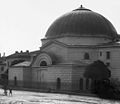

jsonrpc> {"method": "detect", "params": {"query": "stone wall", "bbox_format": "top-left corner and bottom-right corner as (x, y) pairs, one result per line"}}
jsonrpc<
(32, 65), (72, 91)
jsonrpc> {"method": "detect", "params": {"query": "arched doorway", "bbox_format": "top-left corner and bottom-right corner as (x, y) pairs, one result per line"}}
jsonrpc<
(86, 78), (89, 89)
(79, 78), (83, 90)
(84, 53), (90, 60)
(56, 78), (61, 90)
(14, 76), (17, 86)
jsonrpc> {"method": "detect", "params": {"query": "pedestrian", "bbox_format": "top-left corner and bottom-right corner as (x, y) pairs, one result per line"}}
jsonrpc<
(4, 89), (7, 96)
(9, 88), (12, 96)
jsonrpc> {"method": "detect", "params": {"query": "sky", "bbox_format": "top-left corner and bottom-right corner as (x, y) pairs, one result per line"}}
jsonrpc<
(0, 0), (120, 56)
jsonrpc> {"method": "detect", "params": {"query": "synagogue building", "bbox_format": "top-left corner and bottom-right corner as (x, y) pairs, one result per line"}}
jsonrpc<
(1, 6), (120, 92)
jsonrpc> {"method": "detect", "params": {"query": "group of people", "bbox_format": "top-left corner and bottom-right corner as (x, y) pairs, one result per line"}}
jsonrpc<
(3, 87), (12, 96)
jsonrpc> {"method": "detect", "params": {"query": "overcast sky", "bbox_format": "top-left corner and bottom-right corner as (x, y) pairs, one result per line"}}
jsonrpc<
(0, 0), (120, 56)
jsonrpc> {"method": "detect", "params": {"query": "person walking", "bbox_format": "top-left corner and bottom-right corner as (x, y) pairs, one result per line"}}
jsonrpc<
(3, 85), (7, 96)
(9, 88), (12, 96)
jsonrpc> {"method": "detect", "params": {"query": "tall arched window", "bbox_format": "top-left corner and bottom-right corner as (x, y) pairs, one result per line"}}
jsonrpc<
(84, 53), (89, 60)
(40, 61), (47, 66)
(86, 78), (89, 89)
(79, 78), (83, 90)
(1, 66), (4, 71)
(56, 78), (61, 90)
(14, 76), (17, 86)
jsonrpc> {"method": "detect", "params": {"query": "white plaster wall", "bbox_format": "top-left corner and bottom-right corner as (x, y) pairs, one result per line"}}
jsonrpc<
(32, 68), (39, 82)
(41, 43), (99, 64)
(42, 43), (68, 63)
(32, 66), (71, 83)
(23, 68), (31, 82)
(72, 66), (87, 90)
(32, 66), (72, 90)
(9, 67), (23, 81)
(45, 66), (72, 83)
(67, 48), (98, 64)
(98, 48), (120, 68)
(38, 36), (120, 84)
(32, 66), (72, 82)
(98, 47), (120, 80)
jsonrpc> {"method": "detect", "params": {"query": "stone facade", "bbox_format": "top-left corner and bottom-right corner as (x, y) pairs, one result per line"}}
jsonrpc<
(5, 6), (120, 93)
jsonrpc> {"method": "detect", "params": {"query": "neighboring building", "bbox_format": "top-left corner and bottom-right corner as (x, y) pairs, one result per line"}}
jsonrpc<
(7, 6), (120, 92)
(7, 50), (39, 87)
(9, 61), (32, 87)
(6, 50), (31, 66)
(0, 54), (8, 86)
(0, 55), (7, 76)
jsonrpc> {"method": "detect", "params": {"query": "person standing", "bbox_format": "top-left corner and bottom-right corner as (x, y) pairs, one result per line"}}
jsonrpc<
(4, 89), (7, 96)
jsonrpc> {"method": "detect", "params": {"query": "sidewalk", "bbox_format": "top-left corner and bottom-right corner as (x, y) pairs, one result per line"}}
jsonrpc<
(9, 86), (97, 98)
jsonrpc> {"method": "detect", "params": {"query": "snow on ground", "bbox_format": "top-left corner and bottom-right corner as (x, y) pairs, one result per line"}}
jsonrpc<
(0, 89), (119, 104)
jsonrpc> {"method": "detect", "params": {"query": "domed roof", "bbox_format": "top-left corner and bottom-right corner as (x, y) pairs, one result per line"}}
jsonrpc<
(45, 5), (118, 40)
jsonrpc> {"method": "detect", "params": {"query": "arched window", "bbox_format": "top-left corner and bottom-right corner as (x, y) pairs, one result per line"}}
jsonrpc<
(100, 51), (102, 56)
(14, 76), (17, 86)
(106, 51), (110, 59)
(79, 78), (83, 90)
(1, 66), (4, 71)
(86, 78), (89, 89)
(56, 78), (61, 90)
(106, 62), (110, 66)
(84, 53), (89, 60)
(40, 61), (47, 66)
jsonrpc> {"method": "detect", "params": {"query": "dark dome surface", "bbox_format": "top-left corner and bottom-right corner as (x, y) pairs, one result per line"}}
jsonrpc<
(45, 6), (118, 39)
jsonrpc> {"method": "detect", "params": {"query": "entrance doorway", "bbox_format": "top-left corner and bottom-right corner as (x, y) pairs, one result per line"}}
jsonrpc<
(79, 78), (83, 90)
(14, 76), (17, 86)
(56, 78), (61, 90)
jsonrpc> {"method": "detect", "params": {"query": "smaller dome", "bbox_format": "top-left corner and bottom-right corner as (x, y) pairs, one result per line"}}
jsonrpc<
(45, 6), (118, 40)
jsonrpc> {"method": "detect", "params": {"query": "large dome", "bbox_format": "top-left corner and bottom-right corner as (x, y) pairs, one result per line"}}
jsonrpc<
(45, 6), (118, 40)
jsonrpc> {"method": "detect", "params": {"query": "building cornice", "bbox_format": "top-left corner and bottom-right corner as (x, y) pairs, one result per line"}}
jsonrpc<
(40, 40), (120, 50)
(42, 34), (118, 41)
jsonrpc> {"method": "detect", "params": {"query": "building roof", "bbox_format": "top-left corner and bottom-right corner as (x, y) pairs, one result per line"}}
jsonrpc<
(6, 50), (40, 59)
(45, 5), (118, 40)
(13, 61), (31, 67)
(7, 51), (31, 59)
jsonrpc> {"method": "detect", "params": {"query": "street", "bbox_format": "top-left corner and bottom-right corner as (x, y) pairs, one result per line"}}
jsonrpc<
(0, 89), (119, 104)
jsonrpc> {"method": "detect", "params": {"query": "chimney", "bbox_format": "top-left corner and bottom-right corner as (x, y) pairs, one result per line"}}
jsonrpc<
(15, 51), (19, 54)
(26, 50), (29, 53)
(3, 52), (5, 57)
